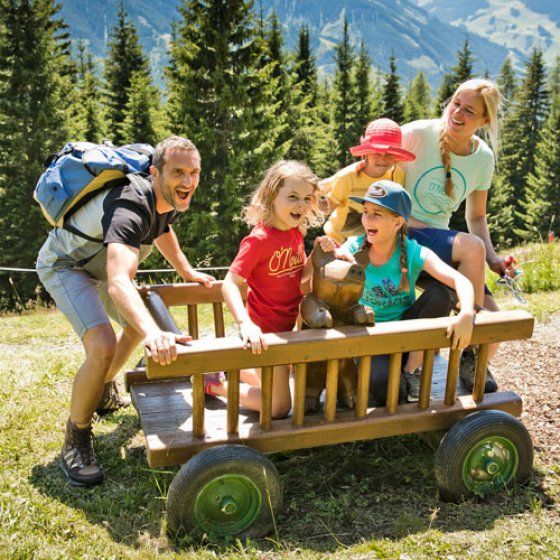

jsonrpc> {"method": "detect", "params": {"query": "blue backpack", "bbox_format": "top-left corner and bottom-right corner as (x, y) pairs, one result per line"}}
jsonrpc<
(34, 141), (154, 228)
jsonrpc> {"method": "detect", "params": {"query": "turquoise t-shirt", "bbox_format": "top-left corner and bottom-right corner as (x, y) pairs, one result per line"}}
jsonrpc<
(343, 236), (428, 322)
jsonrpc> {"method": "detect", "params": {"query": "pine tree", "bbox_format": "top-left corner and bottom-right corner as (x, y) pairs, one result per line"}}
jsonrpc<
(295, 24), (317, 105)
(166, 0), (282, 267)
(381, 53), (404, 123)
(265, 9), (284, 81)
(435, 39), (475, 113)
(519, 92), (560, 241)
(119, 71), (165, 145)
(332, 18), (356, 167)
(492, 49), (549, 244)
(548, 56), (560, 99)
(0, 0), (73, 309)
(314, 77), (339, 177)
(69, 41), (106, 142)
(403, 70), (433, 122)
(350, 40), (375, 140)
(498, 56), (517, 109)
(103, 2), (149, 145)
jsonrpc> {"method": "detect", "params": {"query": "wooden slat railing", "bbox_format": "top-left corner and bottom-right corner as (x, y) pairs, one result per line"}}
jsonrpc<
(144, 299), (534, 431)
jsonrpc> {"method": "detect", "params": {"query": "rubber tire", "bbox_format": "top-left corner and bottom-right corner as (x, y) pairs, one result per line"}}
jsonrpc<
(435, 410), (533, 502)
(167, 445), (282, 540)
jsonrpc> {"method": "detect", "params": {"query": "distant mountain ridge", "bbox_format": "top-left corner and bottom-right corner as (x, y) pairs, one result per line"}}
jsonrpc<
(57, 0), (558, 88)
(410, 0), (560, 68)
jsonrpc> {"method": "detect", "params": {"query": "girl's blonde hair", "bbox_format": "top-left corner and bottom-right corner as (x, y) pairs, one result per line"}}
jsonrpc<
(439, 78), (503, 197)
(243, 160), (321, 233)
(359, 219), (410, 293)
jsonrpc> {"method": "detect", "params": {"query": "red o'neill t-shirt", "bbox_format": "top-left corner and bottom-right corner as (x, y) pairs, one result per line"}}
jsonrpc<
(229, 223), (306, 333)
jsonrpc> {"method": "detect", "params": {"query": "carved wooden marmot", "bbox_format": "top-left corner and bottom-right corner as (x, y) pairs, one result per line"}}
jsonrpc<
(300, 245), (374, 412)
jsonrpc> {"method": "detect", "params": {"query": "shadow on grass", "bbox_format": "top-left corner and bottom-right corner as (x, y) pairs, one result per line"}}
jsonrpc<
(28, 425), (552, 554)
(269, 435), (553, 552)
(28, 411), (178, 548)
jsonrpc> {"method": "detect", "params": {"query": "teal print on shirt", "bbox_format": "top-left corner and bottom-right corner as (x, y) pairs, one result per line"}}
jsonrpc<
(413, 166), (467, 215)
(362, 277), (413, 309)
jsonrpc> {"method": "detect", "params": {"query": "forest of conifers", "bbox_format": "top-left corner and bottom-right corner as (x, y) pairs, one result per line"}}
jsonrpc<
(0, 0), (558, 310)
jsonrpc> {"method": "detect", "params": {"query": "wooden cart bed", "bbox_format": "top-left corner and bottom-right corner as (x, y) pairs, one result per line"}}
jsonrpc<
(126, 283), (534, 468)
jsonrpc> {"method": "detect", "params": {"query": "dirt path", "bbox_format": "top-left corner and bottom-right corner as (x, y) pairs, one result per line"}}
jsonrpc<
(491, 314), (560, 466)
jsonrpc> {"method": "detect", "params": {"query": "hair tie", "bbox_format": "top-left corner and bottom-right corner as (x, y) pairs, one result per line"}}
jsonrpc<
(446, 172), (452, 179)
(401, 267), (408, 274)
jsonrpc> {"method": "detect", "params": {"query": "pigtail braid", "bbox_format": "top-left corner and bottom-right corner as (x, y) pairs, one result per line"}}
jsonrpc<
(359, 236), (370, 252)
(439, 125), (454, 197)
(398, 226), (410, 293)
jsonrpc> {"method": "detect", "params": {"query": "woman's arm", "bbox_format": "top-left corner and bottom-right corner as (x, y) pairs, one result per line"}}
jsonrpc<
(465, 190), (507, 277)
(422, 251), (475, 350)
(222, 271), (267, 354)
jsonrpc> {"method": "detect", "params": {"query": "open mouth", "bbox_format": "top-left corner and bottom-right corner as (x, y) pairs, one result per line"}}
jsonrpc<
(176, 187), (193, 202)
(290, 212), (302, 221)
(366, 228), (378, 237)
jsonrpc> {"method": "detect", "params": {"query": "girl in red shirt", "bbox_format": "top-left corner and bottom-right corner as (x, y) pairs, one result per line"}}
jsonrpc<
(209, 160), (334, 417)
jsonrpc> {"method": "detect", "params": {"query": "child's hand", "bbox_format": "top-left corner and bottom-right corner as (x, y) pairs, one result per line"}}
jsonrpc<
(238, 319), (268, 355)
(314, 235), (338, 253)
(446, 312), (474, 350)
(333, 249), (355, 263)
(318, 195), (330, 214)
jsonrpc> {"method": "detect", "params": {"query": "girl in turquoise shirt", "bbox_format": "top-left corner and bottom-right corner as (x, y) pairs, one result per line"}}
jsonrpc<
(338, 180), (475, 404)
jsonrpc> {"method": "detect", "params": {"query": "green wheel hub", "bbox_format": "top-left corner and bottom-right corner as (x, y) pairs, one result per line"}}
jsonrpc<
(462, 436), (519, 495)
(194, 474), (262, 535)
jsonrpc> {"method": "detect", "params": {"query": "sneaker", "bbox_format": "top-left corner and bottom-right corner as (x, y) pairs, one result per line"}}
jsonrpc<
(95, 381), (130, 417)
(459, 349), (498, 393)
(404, 367), (422, 402)
(204, 372), (225, 396)
(60, 419), (104, 486)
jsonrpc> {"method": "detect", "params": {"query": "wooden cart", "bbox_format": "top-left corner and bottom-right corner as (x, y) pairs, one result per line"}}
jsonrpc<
(126, 282), (535, 540)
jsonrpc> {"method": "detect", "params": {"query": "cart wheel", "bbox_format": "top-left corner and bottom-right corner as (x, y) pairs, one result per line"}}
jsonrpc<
(167, 445), (283, 540)
(435, 410), (533, 501)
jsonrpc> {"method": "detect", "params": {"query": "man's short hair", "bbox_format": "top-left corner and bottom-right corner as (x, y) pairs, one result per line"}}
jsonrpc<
(153, 136), (198, 172)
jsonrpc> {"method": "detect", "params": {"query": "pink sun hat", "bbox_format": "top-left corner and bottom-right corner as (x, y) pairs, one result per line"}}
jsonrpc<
(349, 118), (416, 162)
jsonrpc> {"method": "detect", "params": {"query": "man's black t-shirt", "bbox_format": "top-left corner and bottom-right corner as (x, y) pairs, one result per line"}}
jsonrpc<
(102, 177), (178, 248)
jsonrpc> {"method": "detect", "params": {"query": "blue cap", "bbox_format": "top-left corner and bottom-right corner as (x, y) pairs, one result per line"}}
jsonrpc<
(349, 180), (412, 221)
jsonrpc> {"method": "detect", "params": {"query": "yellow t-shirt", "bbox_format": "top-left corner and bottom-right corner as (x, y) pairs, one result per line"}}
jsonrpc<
(320, 162), (405, 243)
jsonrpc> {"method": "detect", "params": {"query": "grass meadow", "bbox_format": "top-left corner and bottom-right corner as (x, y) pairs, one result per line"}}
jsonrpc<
(0, 242), (559, 559)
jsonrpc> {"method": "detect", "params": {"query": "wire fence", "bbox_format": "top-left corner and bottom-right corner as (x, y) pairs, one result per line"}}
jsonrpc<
(0, 266), (229, 275)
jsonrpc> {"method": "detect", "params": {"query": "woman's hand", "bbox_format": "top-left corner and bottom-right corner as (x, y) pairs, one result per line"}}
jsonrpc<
(487, 254), (509, 277)
(238, 319), (267, 354)
(446, 312), (474, 350)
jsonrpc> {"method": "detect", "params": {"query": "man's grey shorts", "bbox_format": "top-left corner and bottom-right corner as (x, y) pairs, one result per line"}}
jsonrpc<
(36, 230), (126, 340)
(36, 262), (125, 339)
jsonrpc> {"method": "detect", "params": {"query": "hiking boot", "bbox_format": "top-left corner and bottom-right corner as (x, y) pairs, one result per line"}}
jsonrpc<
(60, 419), (104, 487)
(404, 367), (423, 402)
(459, 348), (498, 393)
(95, 381), (130, 417)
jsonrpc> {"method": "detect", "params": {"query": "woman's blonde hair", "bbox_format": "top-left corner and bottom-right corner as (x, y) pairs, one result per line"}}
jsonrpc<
(243, 160), (321, 233)
(439, 78), (503, 197)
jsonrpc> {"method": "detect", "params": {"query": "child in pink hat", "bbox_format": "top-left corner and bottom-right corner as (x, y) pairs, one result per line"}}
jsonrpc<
(320, 118), (415, 243)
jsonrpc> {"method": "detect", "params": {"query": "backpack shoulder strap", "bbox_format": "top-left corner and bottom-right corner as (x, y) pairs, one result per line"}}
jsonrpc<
(126, 173), (156, 232)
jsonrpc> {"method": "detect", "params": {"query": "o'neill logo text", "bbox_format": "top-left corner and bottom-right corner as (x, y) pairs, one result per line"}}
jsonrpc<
(269, 246), (304, 276)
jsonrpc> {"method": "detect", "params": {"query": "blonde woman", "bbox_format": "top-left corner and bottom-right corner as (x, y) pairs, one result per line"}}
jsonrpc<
(400, 78), (510, 392)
